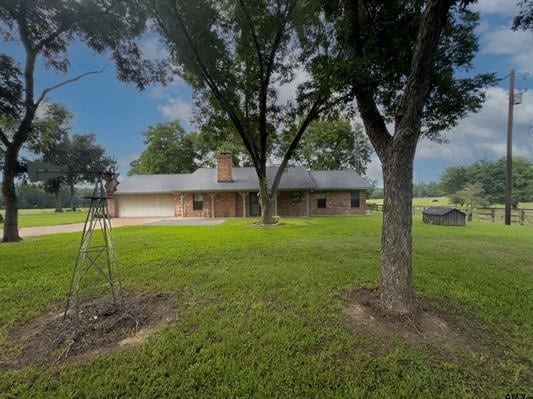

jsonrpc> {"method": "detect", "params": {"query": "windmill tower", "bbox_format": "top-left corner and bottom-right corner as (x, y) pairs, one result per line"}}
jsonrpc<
(28, 162), (122, 321)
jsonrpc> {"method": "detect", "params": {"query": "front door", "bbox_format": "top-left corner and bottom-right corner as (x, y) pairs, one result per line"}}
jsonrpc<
(249, 192), (261, 216)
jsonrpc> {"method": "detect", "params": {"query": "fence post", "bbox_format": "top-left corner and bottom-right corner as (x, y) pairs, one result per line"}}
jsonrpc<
(520, 209), (525, 225)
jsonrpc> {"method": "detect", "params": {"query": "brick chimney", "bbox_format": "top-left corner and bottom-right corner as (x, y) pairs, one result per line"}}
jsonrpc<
(217, 153), (233, 182)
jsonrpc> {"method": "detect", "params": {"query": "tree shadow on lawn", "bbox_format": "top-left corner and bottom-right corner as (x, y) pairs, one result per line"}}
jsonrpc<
(0, 292), (178, 369)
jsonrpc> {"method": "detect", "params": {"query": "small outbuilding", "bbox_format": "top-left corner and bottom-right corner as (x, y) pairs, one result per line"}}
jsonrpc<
(422, 207), (466, 226)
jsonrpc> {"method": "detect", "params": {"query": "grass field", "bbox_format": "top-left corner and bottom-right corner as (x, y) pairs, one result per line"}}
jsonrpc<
(0, 215), (532, 397)
(367, 196), (533, 209)
(0, 208), (87, 228)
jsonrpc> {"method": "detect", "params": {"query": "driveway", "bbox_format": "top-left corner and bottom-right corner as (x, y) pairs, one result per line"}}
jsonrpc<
(19, 217), (226, 238)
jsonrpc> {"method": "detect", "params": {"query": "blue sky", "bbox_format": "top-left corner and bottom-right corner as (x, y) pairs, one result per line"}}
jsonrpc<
(1, 0), (532, 186)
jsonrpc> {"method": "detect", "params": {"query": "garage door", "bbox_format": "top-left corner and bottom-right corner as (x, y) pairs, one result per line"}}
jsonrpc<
(117, 194), (174, 217)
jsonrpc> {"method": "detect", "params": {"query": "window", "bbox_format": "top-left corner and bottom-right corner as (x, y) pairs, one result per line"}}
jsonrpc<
(193, 193), (203, 210)
(291, 191), (302, 203)
(351, 191), (360, 208)
(317, 191), (326, 208)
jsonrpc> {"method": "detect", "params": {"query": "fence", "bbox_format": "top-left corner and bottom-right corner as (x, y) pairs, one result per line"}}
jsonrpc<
(367, 203), (533, 225)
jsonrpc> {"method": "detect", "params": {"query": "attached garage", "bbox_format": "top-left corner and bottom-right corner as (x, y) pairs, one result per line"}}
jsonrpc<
(117, 194), (174, 217)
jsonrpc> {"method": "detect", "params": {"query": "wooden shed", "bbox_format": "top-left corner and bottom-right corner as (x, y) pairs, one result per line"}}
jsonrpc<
(422, 207), (466, 226)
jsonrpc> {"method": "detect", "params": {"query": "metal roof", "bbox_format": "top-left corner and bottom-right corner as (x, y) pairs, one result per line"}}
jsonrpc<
(422, 207), (466, 216)
(115, 167), (372, 194)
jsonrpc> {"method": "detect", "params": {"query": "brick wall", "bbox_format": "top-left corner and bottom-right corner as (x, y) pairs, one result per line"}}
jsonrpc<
(277, 191), (307, 216)
(214, 192), (237, 218)
(172, 190), (365, 218)
(309, 190), (366, 216)
(175, 193), (214, 217)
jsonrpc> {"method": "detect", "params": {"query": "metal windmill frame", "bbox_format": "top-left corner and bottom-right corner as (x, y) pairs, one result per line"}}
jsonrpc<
(27, 162), (122, 320)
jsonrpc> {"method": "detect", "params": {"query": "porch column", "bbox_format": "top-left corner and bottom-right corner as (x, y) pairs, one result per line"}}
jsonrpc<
(181, 193), (185, 217)
(306, 191), (310, 217)
(239, 192), (248, 218)
(208, 193), (217, 218)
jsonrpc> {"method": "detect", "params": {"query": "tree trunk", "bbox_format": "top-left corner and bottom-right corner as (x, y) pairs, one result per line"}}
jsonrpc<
(70, 181), (76, 211)
(54, 190), (63, 213)
(379, 146), (416, 314)
(259, 176), (274, 225)
(2, 146), (21, 242)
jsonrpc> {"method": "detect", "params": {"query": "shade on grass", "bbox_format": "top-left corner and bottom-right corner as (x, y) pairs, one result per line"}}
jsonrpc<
(0, 215), (531, 398)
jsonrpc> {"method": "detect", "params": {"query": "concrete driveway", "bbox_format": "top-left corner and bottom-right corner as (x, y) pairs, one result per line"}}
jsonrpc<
(19, 217), (226, 238)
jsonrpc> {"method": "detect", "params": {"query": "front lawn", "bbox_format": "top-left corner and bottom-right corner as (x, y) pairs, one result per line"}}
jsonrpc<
(0, 215), (531, 398)
(0, 208), (87, 228)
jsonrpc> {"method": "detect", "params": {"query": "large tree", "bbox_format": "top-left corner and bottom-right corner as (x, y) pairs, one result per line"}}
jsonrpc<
(145, 0), (337, 224)
(129, 121), (199, 175)
(64, 134), (116, 211)
(280, 119), (372, 174)
(319, 0), (496, 313)
(0, 0), (163, 242)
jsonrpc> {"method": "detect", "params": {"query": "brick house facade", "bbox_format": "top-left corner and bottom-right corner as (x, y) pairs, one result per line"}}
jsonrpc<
(110, 154), (370, 218)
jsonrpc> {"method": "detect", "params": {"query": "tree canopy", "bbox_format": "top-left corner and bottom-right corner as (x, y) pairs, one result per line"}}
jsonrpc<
(307, 0), (497, 314)
(513, 0), (533, 31)
(143, 0), (338, 224)
(279, 119), (372, 174)
(129, 121), (199, 175)
(0, 0), (166, 241)
(441, 158), (533, 207)
(28, 103), (116, 211)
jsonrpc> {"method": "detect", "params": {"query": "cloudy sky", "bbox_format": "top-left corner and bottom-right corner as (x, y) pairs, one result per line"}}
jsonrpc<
(2, 0), (533, 186)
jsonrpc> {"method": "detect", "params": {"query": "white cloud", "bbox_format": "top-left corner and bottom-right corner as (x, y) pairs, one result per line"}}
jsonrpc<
(139, 35), (169, 61)
(481, 26), (533, 73)
(34, 101), (52, 120)
(276, 68), (310, 105)
(416, 87), (533, 165)
(158, 97), (194, 125)
(365, 154), (383, 186)
(471, 0), (519, 16)
(116, 153), (140, 175)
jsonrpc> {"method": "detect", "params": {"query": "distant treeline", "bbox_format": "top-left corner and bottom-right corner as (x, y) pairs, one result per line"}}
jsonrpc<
(0, 183), (94, 210)
(369, 157), (533, 206)
(369, 181), (443, 199)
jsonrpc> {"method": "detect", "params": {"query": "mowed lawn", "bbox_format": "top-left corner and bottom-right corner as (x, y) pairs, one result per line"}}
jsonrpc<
(0, 215), (531, 398)
(0, 208), (87, 228)
(367, 196), (533, 209)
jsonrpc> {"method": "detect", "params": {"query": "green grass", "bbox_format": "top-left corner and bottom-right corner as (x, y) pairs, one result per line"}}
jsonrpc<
(0, 208), (87, 228)
(368, 196), (533, 209)
(0, 216), (532, 398)
(368, 196), (452, 207)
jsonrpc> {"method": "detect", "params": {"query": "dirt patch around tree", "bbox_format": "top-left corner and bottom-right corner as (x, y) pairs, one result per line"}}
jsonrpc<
(346, 288), (484, 353)
(0, 292), (177, 369)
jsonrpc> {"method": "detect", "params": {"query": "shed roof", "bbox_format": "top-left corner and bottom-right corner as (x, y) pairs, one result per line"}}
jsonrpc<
(422, 207), (466, 216)
(115, 167), (371, 194)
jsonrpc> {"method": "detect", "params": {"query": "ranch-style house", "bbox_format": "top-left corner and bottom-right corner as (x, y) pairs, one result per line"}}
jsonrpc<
(108, 154), (371, 218)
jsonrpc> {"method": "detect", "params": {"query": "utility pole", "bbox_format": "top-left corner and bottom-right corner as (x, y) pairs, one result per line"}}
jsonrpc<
(505, 69), (515, 226)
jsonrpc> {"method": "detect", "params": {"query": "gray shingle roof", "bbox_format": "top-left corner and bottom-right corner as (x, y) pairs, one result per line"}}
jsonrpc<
(310, 170), (370, 190)
(115, 167), (371, 194)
